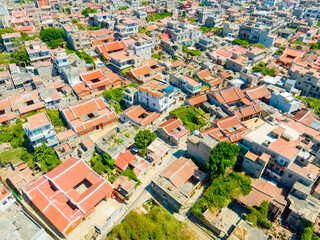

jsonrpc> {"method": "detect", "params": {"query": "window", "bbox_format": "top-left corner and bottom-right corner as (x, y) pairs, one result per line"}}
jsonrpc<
(288, 174), (292, 178)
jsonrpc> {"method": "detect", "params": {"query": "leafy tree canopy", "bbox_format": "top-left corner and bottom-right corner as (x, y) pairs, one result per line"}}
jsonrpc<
(10, 48), (30, 65)
(134, 130), (157, 150)
(192, 172), (251, 218)
(90, 152), (115, 174)
(33, 143), (62, 172)
(252, 62), (276, 76)
(40, 27), (65, 49)
(81, 8), (97, 17)
(206, 141), (240, 177)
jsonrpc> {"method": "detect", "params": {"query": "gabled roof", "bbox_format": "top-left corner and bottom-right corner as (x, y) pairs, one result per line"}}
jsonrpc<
(158, 118), (190, 140)
(293, 110), (320, 130)
(120, 105), (160, 127)
(161, 157), (198, 188)
(186, 94), (208, 106)
(24, 157), (114, 234)
(80, 69), (111, 90)
(27, 112), (51, 130)
(244, 85), (271, 100)
(115, 151), (136, 170)
(60, 97), (116, 133)
(209, 87), (245, 104)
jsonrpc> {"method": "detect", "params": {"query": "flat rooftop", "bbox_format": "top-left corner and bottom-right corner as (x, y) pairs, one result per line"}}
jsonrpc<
(245, 122), (300, 145)
(0, 203), (48, 240)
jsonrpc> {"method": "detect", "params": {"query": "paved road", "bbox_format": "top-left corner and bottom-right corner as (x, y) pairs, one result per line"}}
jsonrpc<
(98, 147), (185, 239)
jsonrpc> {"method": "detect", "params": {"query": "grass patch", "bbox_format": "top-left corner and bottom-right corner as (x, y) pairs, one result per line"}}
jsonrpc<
(170, 106), (207, 132)
(252, 62), (276, 76)
(183, 45), (201, 56)
(102, 83), (137, 113)
(252, 43), (266, 49)
(246, 201), (272, 229)
(275, 45), (285, 55)
(192, 172), (251, 218)
(0, 147), (28, 164)
(233, 38), (251, 47)
(108, 205), (196, 240)
(293, 40), (306, 45)
(146, 10), (172, 22)
(296, 96), (320, 117)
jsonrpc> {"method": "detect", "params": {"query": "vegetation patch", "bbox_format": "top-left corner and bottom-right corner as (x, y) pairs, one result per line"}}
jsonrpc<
(90, 152), (115, 175)
(134, 129), (157, 157)
(252, 43), (266, 49)
(46, 110), (65, 127)
(192, 171), (252, 218)
(146, 10), (172, 22)
(31, 143), (62, 172)
(200, 26), (213, 33)
(192, 142), (251, 218)
(182, 45), (202, 56)
(102, 83), (137, 113)
(0, 119), (27, 149)
(170, 106), (207, 132)
(252, 62), (276, 76)
(296, 96), (320, 117)
(108, 205), (196, 240)
(10, 48), (30, 65)
(206, 142), (240, 178)
(232, 38), (251, 47)
(81, 8), (97, 17)
(0, 147), (28, 164)
(275, 45), (285, 55)
(246, 201), (272, 229)
(40, 27), (65, 49)
(75, 50), (95, 67)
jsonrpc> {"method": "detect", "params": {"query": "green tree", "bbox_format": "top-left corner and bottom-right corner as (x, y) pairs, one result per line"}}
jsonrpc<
(206, 142), (240, 177)
(40, 27), (65, 49)
(90, 152), (115, 174)
(10, 48), (30, 65)
(232, 38), (250, 47)
(142, 1), (148, 5)
(182, 11), (186, 17)
(33, 143), (62, 172)
(100, 53), (106, 62)
(118, 6), (128, 10)
(72, 18), (79, 24)
(76, 51), (95, 67)
(252, 62), (276, 76)
(134, 130), (157, 150)
(246, 201), (272, 229)
(182, 45), (201, 56)
(81, 8), (97, 17)
(46, 110), (64, 127)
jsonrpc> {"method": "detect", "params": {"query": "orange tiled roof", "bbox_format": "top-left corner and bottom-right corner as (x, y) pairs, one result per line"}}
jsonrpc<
(24, 157), (114, 234)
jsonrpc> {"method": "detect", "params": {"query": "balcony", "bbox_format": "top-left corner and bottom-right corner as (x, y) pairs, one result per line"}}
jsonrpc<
(29, 128), (56, 142)
(123, 96), (132, 102)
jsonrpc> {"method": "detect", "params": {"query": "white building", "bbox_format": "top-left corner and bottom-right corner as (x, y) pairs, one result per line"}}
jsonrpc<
(265, 0), (278, 7)
(269, 91), (301, 114)
(26, 41), (51, 64)
(137, 79), (177, 113)
(305, 8), (320, 20)
(0, 185), (15, 212)
(1, 32), (21, 53)
(115, 19), (138, 39)
(50, 48), (71, 73)
(23, 112), (59, 149)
